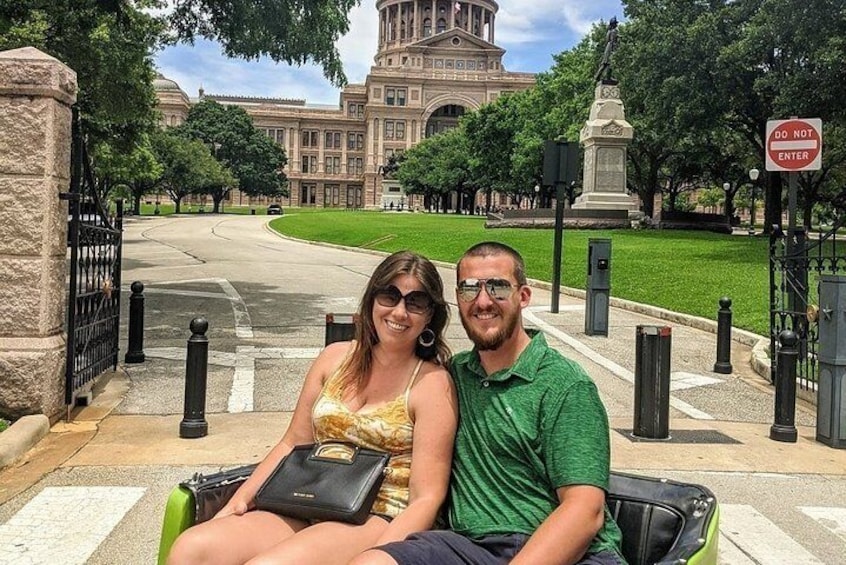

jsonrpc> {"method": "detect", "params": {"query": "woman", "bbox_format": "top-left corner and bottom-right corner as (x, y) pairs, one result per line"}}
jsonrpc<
(168, 251), (457, 565)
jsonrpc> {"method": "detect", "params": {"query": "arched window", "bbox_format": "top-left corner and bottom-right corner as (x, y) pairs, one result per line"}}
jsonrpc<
(436, 18), (446, 33)
(423, 18), (432, 37)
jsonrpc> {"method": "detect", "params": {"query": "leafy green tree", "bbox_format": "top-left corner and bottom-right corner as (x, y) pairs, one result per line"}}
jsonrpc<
(0, 1), (163, 148)
(178, 99), (288, 198)
(154, 130), (219, 213)
(396, 137), (448, 212)
(93, 135), (163, 214)
(165, 0), (361, 86)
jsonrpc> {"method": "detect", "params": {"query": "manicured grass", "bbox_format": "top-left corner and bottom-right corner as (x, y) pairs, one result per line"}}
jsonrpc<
(270, 210), (772, 336)
(0, 419), (8, 433)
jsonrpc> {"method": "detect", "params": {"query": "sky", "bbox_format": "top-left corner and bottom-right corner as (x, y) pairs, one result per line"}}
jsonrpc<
(154, 0), (625, 105)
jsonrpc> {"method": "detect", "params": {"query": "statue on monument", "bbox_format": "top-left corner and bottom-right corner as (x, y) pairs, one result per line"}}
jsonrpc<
(594, 17), (619, 84)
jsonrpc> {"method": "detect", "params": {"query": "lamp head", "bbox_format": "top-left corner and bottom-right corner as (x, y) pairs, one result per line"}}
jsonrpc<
(723, 182), (731, 192)
(749, 168), (760, 181)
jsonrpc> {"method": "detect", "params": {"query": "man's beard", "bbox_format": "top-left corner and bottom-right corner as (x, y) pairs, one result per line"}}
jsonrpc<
(460, 305), (520, 351)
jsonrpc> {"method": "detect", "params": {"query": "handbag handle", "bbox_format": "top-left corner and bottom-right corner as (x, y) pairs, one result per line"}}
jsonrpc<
(310, 442), (359, 464)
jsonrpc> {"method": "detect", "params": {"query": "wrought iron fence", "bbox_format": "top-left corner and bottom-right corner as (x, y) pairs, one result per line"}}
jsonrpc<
(63, 108), (124, 405)
(770, 211), (846, 390)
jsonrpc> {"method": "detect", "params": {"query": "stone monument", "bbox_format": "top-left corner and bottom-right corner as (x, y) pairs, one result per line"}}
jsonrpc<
(572, 18), (637, 214)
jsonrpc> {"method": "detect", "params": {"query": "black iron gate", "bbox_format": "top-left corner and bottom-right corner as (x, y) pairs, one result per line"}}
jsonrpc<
(770, 206), (846, 390)
(62, 108), (124, 405)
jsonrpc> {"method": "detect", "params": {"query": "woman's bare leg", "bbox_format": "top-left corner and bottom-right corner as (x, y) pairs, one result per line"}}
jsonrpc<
(167, 510), (308, 565)
(245, 515), (391, 565)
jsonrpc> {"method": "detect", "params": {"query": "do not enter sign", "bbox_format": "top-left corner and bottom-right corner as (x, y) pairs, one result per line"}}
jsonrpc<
(766, 118), (822, 172)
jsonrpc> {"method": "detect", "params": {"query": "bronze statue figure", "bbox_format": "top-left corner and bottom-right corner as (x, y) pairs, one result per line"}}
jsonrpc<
(594, 17), (619, 83)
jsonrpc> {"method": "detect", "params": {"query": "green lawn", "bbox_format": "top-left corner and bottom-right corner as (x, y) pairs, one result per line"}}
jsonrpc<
(0, 419), (8, 433)
(270, 210), (772, 336)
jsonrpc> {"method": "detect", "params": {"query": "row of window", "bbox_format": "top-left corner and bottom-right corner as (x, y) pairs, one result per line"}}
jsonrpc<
(432, 59), (495, 70)
(262, 128), (286, 145)
(301, 156), (364, 175)
(299, 183), (363, 208)
(301, 130), (366, 150)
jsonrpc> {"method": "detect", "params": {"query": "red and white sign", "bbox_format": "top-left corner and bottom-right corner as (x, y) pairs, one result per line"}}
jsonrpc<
(766, 118), (822, 172)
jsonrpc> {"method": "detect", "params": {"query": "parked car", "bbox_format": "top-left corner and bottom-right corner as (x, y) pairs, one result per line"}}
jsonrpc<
(267, 204), (284, 215)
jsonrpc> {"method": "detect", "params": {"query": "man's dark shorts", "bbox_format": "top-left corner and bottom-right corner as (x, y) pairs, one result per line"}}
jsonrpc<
(377, 530), (624, 565)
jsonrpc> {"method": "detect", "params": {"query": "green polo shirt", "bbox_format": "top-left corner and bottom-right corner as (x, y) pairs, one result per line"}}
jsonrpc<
(448, 331), (624, 558)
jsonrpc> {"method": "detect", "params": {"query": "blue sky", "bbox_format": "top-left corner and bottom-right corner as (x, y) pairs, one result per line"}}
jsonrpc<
(154, 0), (625, 104)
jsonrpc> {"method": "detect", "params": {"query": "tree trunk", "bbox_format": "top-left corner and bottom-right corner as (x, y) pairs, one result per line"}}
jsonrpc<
(764, 172), (784, 234)
(174, 197), (182, 214)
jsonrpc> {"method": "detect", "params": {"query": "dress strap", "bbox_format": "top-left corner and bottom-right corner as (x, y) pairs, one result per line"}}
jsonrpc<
(405, 359), (424, 394)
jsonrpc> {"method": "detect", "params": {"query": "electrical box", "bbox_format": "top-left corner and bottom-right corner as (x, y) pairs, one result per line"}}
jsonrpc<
(585, 238), (611, 336)
(817, 275), (846, 449)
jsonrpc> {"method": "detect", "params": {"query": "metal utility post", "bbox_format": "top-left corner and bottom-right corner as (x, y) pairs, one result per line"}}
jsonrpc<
(542, 140), (580, 313)
(816, 275), (846, 449)
(585, 238), (612, 336)
(713, 297), (733, 374)
(633, 325), (672, 440)
(180, 318), (210, 438)
(770, 330), (798, 443)
(124, 281), (146, 363)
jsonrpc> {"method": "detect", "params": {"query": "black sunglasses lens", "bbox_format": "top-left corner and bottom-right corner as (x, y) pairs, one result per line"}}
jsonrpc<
(405, 291), (433, 313)
(375, 286), (402, 307)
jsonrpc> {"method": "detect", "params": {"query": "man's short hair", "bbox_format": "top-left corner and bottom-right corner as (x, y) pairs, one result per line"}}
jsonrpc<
(458, 242), (527, 286)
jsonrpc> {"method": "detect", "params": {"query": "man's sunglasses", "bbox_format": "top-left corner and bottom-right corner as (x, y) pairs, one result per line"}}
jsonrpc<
(457, 278), (517, 302)
(374, 285), (433, 314)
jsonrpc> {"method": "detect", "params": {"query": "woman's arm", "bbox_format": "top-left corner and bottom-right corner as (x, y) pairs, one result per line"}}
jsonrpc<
(213, 341), (351, 518)
(374, 365), (458, 543)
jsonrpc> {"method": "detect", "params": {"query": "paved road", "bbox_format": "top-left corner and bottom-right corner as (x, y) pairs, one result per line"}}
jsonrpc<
(1, 214), (846, 564)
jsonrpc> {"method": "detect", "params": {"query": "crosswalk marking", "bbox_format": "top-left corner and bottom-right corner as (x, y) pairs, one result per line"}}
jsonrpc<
(720, 504), (826, 564)
(799, 506), (846, 543)
(0, 487), (145, 565)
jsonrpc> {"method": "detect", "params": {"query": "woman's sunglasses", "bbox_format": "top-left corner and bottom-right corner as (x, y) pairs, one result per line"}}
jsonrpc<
(374, 285), (433, 314)
(457, 278), (516, 302)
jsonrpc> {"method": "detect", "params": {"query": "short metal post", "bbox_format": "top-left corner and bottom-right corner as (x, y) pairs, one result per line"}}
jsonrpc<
(180, 318), (209, 438)
(713, 297), (732, 374)
(633, 325), (672, 440)
(770, 330), (798, 443)
(124, 281), (146, 363)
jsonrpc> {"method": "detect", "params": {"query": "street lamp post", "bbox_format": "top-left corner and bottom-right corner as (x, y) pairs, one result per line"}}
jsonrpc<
(722, 182), (731, 224)
(534, 183), (540, 209)
(748, 168), (760, 235)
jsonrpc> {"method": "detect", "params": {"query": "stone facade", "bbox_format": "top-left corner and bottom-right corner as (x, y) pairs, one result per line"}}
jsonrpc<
(155, 0), (535, 210)
(0, 47), (77, 420)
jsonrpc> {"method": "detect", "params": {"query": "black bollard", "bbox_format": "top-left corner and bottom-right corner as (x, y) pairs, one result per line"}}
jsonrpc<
(770, 330), (798, 443)
(180, 318), (209, 438)
(124, 281), (146, 363)
(633, 325), (672, 440)
(713, 296), (733, 374)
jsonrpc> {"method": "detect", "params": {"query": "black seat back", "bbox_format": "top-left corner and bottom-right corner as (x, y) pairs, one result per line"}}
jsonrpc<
(607, 472), (717, 565)
(325, 313), (358, 346)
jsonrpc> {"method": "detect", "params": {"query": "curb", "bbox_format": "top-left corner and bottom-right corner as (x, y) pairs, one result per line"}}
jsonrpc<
(0, 414), (50, 471)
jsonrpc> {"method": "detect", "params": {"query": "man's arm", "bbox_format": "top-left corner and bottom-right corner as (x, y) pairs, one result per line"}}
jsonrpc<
(510, 484), (606, 565)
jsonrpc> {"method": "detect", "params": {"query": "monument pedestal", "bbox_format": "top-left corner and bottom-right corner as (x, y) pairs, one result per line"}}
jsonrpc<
(573, 82), (637, 214)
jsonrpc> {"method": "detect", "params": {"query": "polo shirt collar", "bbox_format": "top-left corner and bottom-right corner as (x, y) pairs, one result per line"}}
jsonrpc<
(460, 330), (547, 382)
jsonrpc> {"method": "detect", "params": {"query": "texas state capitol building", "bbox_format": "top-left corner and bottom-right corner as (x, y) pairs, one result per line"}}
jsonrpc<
(155, 0), (535, 210)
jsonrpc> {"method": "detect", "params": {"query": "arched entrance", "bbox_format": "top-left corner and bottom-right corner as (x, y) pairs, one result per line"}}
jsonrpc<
(425, 104), (466, 137)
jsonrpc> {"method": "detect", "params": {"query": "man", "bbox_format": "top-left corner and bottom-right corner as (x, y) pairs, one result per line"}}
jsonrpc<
(354, 242), (625, 564)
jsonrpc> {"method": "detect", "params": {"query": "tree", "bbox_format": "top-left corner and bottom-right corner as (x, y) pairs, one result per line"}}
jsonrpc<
(0, 1), (163, 149)
(178, 99), (288, 198)
(93, 135), (163, 214)
(165, 0), (361, 86)
(154, 130), (219, 213)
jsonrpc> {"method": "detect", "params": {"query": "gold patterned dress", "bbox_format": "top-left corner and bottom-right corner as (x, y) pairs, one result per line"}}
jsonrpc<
(311, 358), (423, 519)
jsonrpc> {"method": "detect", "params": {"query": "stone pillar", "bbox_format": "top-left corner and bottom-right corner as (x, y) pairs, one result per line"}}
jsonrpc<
(0, 47), (77, 420)
(573, 82), (637, 213)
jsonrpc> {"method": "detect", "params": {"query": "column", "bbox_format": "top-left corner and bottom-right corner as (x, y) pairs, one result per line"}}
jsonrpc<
(0, 47), (77, 420)
(450, 1), (456, 29)
(490, 12), (495, 43)
(432, 0), (437, 34)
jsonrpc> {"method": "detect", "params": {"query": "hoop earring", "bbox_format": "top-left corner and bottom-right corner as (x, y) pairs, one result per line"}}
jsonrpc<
(418, 327), (436, 348)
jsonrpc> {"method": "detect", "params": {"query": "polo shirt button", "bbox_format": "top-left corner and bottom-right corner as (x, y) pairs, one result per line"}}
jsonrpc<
(482, 380), (490, 388)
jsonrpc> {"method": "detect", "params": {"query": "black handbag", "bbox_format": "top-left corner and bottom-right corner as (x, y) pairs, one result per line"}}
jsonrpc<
(254, 442), (390, 525)
(180, 463), (258, 524)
